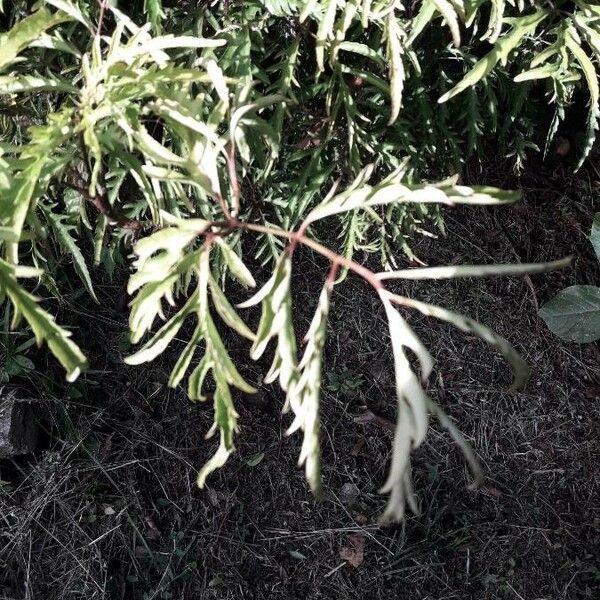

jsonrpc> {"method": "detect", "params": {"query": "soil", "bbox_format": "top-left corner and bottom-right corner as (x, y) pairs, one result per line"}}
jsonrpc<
(1, 157), (599, 600)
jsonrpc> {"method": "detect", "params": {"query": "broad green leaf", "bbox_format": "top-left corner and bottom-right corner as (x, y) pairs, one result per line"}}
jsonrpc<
(539, 285), (600, 343)
(590, 213), (600, 262)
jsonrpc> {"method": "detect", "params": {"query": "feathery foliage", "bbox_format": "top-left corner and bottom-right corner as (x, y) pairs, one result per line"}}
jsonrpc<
(0, 0), (588, 521)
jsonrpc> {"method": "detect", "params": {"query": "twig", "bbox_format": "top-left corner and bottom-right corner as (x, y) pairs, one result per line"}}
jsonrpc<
(96, 0), (109, 38)
(64, 179), (144, 235)
(66, 139), (145, 235)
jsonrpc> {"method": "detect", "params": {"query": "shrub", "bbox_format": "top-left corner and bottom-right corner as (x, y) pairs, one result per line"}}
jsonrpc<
(0, 0), (592, 520)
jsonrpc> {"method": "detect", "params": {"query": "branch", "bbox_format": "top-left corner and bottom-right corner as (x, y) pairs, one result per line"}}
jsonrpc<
(64, 174), (144, 236)
(235, 220), (384, 290)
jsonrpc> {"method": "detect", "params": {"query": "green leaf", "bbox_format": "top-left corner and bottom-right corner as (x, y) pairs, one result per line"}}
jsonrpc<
(337, 42), (385, 68)
(209, 275), (255, 340)
(44, 209), (98, 303)
(0, 74), (77, 94)
(386, 12), (405, 125)
(125, 291), (199, 365)
(539, 285), (600, 343)
(315, 0), (338, 73)
(206, 314), (256, 394)
(0, 259), (87, 381)
(378, 293), (431, 522)
(590, 213), (600, 262)
(438, 9), (549, 103)
(565, 26), (600, 170)
(244, 451), (265, 467)
(407, 0), (437, 46)
(188, 355), (213, 401)
(214, 238), (256, 288)
(395, 294), (529, 390)
(196, 374), (239, 487)
(168, 324), (203, 388)
(431, 0), (461, 47)
(285, 277), (333, 499)
(45, 0), (90, 27)
(145, 0), (164, 34)
(0, 8), (70, 73)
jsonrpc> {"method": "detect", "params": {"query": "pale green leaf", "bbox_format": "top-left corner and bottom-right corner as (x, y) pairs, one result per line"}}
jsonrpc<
(214, 237), (256, 288)
(0, 8), (69, 73)
(438, 9), (549, 103)
(0, 259), (87, 381)
(44, 210), (98, 303)
(209, 275), (255, 340)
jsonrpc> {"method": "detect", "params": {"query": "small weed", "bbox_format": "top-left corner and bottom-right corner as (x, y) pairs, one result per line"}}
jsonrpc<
(326, 370), (364, 394)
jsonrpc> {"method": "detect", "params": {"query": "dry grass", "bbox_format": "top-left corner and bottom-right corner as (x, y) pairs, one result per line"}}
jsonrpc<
(1, 158), (599, 599)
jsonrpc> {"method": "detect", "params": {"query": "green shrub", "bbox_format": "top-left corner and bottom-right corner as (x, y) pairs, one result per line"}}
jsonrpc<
(0, 0), (593, 521)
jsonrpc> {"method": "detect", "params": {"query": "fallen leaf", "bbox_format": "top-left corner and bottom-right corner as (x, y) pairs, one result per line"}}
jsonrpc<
(339, 533), (365, 568)
(353, 513), (368, 525)
(350, 437), (366, 456)
(353, 410), (395, 432)
(144, 517), (161, 540)
(480, 486), (503, 499)
(244, 451), (265, 467)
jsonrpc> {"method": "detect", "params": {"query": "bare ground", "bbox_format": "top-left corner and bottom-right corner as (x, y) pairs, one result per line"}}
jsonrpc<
(1, 159), (599, 599)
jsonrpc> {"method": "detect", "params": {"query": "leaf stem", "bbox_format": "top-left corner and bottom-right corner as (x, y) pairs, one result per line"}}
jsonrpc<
(235, 220), (384, 290)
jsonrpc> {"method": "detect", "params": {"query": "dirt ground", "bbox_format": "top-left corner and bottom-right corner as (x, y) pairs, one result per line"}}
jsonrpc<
(1, 158), (599, 599)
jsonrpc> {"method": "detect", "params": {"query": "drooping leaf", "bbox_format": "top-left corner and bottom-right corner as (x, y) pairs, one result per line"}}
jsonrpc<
(0, 8), (70, 73)
(44, 209), (98, 303)
(0, 259), (87, 381)
(438, 9), (549, 103)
